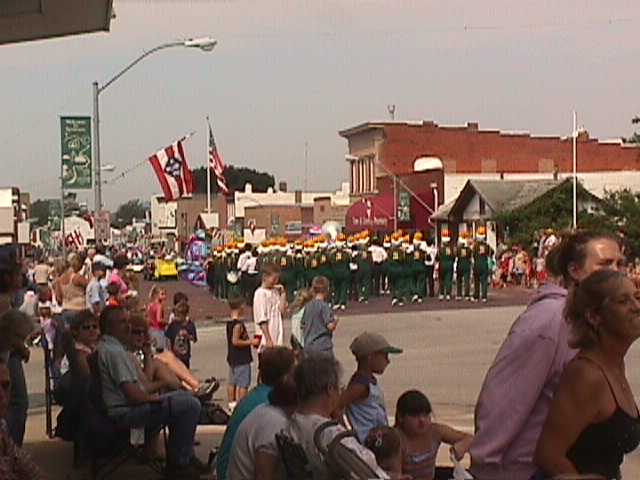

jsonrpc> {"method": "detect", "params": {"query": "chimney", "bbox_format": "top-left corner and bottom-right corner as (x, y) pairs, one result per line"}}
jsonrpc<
(467, 122), (479, 131)
(294, 190), (302, 204)
(278, 181), (288, 192)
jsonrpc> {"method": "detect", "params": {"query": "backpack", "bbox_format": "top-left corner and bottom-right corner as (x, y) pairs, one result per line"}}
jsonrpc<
(313, 420), (384, 480)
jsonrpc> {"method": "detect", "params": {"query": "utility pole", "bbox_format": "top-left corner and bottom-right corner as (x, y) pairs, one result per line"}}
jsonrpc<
(393, 175), (398, 231)
(304, 141), (309, 191)
(572, 111), (578, 229)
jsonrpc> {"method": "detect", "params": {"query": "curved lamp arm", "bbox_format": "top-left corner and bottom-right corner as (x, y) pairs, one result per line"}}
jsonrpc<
(98, 37), (217, 94)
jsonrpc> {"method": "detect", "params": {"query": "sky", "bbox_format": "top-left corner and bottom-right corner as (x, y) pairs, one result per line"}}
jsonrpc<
(1, 0), (639, 209)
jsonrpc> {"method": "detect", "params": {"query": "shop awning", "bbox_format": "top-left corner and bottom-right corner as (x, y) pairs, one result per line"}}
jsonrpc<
(346, 190), (437, 233)
(345, 195), (395, 232)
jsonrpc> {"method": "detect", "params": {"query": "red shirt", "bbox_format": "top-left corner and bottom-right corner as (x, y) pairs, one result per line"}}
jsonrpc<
(147, 302), (166, 330)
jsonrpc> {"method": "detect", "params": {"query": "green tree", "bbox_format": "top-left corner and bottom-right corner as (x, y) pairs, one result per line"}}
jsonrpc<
(496, 181), (605, 248)
(595, 189), (640, 258)
(192, 165), (275, 194)
(30, 199), (50, 227)
(113, 199), (145, 228)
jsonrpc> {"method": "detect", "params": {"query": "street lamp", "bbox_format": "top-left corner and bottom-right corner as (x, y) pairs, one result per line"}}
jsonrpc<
(92, 37), (218, 213)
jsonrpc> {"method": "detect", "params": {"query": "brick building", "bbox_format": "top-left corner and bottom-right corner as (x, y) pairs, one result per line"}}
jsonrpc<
(313, 196), (350, 226)
(244, 204), (314, 237)
(175, 194), (228, 245)
(339, 120), (640, 209)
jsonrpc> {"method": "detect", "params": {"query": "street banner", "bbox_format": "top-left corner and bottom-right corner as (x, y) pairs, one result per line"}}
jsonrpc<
(60, 116), (92, 189)
(398, 191), (411, 222)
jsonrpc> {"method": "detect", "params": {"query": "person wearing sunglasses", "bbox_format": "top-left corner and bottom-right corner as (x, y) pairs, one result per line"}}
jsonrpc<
(68, 309), (101, 379)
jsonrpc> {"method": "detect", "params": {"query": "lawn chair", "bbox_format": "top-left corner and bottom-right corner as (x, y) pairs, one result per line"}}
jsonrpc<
(86, 351), (167, 480)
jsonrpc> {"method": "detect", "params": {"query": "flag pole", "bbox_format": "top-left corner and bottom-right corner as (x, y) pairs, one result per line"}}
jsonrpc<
(206, 117), (211, 214)
(572, 111), (577, 229)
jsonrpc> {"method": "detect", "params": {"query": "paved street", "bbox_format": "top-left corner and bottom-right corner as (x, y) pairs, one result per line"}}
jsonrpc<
(18, 284), (640, 478)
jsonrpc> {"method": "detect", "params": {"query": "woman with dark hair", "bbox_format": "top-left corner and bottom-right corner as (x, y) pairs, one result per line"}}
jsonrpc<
(535, 270), (640, 479)
(394, 390), (471, 480)
(53, 310), (99, 459)
(471, 231), (625, 480)
(67, 309), (100, 379)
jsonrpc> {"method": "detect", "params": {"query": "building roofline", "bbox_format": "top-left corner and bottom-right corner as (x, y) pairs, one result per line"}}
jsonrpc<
(339, 120), (640, 149)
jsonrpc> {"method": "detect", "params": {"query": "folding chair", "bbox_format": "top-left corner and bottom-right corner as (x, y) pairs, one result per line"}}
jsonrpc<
(86, 351), (167, 480)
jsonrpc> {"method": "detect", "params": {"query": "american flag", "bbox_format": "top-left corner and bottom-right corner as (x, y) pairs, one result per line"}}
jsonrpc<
(208, 119), (229, 194)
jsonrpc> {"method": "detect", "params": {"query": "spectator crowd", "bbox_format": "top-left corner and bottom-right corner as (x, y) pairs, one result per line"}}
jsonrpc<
(0, 227), (638, 480)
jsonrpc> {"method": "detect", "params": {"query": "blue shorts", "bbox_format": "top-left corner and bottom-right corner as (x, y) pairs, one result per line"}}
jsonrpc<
(228, 364), (251, 389)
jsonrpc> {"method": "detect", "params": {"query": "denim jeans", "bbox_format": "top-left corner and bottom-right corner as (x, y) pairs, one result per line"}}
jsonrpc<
(7, 352), (28, 446)
(117, 390), (201, 466)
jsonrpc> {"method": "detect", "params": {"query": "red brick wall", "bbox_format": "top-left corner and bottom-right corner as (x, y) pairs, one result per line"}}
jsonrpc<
(376, 170), (444, 206)
(379, 122), (640, 175)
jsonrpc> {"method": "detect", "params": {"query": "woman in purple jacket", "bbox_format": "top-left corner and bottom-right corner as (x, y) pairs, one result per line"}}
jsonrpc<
(470, 230), (625, 480)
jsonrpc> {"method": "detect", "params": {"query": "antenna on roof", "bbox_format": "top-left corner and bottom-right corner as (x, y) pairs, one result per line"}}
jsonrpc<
(387, 104), (396, 120)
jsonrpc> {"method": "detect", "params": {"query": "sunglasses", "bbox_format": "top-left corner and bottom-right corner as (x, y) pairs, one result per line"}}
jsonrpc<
(131, 329), (147, 335)
(81, 324), (99, 331)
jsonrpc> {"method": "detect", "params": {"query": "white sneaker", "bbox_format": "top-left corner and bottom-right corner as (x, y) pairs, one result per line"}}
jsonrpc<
(340, 305), (346, 310)
(412, 294), (419, 303)
(228, 401), (237, 413)
(446, 295), (451, 301)
(417, 298), (423, 304)
(398, 301), (405, 307)
(332, 304), (340, 310)
(482, 298), (488, 303)
(391, 298), (399, 306)
(438, 295), (444, 301)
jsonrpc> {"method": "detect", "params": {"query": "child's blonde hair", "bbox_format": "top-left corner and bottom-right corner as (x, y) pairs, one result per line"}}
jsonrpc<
(290, 288), (313, 314)
(148, 284), (165, 302)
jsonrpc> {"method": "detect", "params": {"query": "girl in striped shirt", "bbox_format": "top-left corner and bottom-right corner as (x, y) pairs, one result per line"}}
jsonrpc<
(395, 390), (473, 480)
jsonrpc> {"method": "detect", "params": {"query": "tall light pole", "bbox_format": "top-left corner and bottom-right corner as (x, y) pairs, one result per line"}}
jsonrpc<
(572, 111), (578, 229)
(93, 37), (218, 214)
